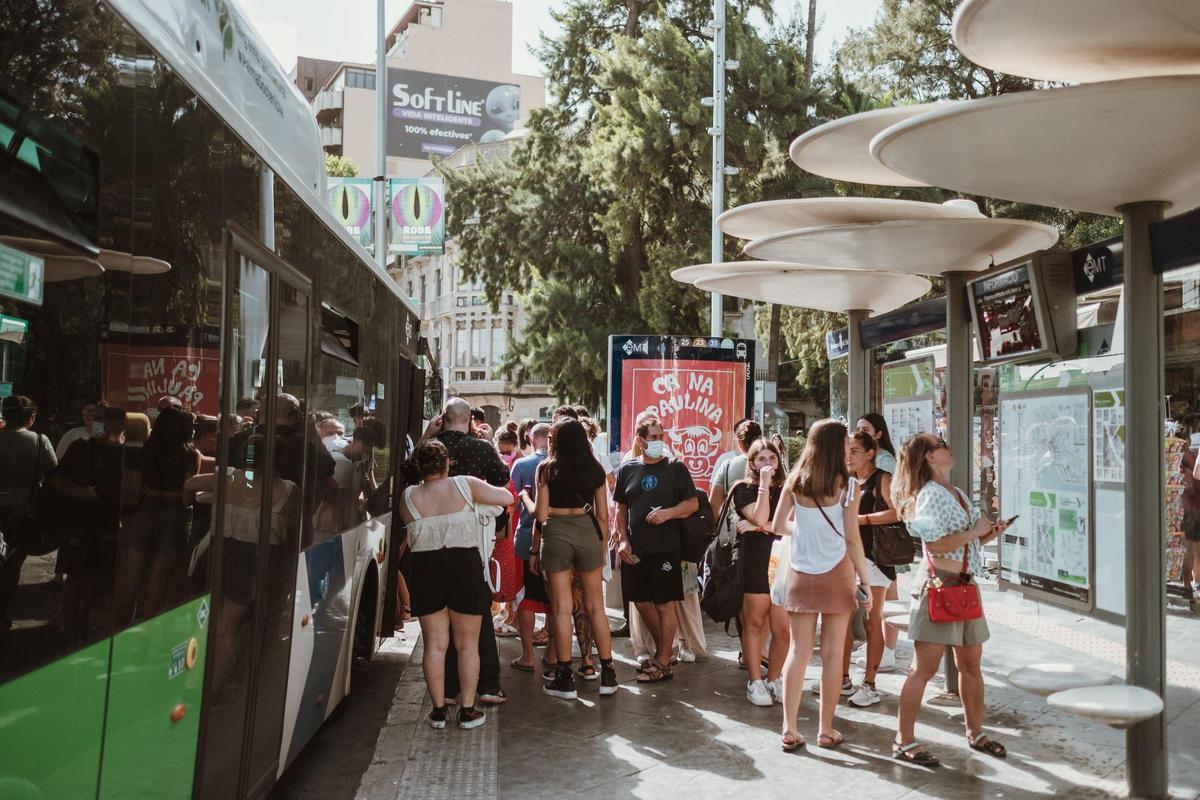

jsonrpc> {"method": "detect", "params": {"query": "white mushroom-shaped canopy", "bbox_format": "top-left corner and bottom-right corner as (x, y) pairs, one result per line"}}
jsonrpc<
(672, 262), (931, 315)
(743, 218), (1059, 275)
(954, 0), (1200, 83)
(717, 197), (983, 241)
(790, 104), (952, 186)
(870, 76), (1200, 217)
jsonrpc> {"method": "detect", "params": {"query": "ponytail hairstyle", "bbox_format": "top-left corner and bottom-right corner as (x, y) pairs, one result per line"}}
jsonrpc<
(785, 419), (848, 501)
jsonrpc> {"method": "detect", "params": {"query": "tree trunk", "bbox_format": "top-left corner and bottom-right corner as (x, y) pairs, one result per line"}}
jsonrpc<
(624, 1), (645, 37)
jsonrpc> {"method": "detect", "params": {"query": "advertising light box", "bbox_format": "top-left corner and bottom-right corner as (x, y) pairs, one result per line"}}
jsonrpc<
(607, 335), (754, 492)
(967, 253), (1077, 365)
(386, 68), (521, 160)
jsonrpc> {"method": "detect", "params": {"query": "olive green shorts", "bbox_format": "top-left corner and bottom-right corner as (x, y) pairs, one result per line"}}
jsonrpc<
(540, 514), (605, 574)
(908, 564), (991, 647)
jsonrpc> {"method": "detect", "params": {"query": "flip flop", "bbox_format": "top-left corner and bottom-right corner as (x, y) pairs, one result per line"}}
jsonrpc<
(494, 622), (519, 637)
(817, 730), (845, 749)
(781, 731), (805, 751)
(509, 658), (535, 672)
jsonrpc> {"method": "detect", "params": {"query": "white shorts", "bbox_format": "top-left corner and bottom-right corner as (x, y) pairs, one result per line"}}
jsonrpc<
(859, 559), (894, 589)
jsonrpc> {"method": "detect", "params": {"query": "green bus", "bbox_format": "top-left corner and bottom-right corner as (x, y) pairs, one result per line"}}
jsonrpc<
(0, 1), (425, 797)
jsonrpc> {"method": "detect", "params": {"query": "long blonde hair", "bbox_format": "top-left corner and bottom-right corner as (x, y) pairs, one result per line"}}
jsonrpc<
(785, 419), (847, 501)
(892, 433), (940, 521)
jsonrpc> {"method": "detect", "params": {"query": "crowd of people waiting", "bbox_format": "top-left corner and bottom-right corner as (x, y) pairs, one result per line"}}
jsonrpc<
(400, 398), (1013, 767)
(0, 392), (388, 669)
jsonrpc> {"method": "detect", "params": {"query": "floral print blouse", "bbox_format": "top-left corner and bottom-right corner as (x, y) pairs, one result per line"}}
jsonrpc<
(905, 480), (983, 575)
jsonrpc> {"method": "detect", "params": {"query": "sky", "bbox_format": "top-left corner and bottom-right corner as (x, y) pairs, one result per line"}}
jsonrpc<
(242, 0), (883, 79)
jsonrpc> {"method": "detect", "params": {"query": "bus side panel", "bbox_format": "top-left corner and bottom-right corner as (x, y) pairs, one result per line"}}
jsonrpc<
(279, 531), (354, 770)
(0, 640), (109, 799)
(97, 596), (210, 800)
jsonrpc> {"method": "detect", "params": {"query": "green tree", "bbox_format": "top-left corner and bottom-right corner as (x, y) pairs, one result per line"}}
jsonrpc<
(325, 153), (359, 177)
(443, 0), (816, 406)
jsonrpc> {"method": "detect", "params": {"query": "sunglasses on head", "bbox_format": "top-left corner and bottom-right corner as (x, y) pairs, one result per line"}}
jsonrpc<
(930, 438), (949, 451)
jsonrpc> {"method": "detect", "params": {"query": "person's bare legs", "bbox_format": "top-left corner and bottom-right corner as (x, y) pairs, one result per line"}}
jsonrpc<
(652, 602), (677, 666)
(953, 643), (986, 739)
(897, 641), (944, 747)
(864, 585), (887, 685)
(741, 593), (771, 682)
(782, 613), (817, 741)
(634, 600), (662, 652)
(419, 610), (451, 706)
(515, 606), (536, 667)
(818, 612), (851, 740)
(449, 609), (483, 707)
(571, 571), (594, 669)
(766, 604), (790, 682)
(579, 566), (612, 660)
(885, 580), (900, 650)
(546, 570), (575, 664)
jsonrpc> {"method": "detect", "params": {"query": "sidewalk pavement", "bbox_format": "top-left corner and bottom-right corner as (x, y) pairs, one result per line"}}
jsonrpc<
(356, 578), (1200, 799)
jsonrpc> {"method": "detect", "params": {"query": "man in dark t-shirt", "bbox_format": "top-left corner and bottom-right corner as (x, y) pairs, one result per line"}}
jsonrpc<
(614, 416), (697, 680)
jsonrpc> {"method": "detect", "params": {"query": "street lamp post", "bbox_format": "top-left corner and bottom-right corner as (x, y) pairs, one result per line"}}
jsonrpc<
(707, 0), (726, 339)
(374, 0), (388, 270)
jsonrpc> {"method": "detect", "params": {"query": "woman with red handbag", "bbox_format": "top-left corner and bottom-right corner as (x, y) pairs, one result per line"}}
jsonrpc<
(890, 433), (1011, 766)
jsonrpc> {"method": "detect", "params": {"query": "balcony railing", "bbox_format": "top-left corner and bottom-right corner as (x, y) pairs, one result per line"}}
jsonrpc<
(319, 126), (343, 147)
(313, 89), (343, 122)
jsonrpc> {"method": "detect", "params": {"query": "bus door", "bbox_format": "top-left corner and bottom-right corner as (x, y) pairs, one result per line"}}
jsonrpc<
(196, 225), (310, 800)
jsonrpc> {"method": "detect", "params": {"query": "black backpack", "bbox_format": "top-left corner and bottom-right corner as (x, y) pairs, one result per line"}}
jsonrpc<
(699, 481), (745, 623)
(673, 462), (716, 563)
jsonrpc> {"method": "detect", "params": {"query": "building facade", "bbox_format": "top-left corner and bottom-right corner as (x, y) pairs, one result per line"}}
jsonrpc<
(296, 0), (551, 424)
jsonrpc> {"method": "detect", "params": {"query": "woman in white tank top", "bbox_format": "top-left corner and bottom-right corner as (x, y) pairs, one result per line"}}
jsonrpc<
(398, 440), (513, 731)
(770, 420), (873, 752)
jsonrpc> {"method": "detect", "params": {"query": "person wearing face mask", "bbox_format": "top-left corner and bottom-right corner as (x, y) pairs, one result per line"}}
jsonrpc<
(613, 415), (698, 684)
(55, 400), (99, 460)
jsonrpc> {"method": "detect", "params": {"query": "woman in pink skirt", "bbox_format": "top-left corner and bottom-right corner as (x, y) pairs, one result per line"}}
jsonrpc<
(771, 419), (873, 751)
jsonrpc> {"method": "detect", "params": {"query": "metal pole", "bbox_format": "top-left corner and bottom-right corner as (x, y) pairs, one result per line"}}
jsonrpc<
(846, 308), (868, 423)
(1121, 201), (1168, 799)
(943, 270), (975, 696)
(259, 166), (275, 249)
(374, 0), (388, 269)
(708, 0), (725, 338)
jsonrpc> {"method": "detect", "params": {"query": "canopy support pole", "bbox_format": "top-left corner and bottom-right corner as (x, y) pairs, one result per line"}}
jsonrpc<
(847, 308), (868, 424)
(1121, 200), (1168, 799)
(943, 270), (976, 696)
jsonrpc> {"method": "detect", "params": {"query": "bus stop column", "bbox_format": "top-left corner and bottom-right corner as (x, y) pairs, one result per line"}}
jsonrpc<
(943, 271), (975, 695)
(847, 309), (868, 424)
(1121, 200), (1168, 798)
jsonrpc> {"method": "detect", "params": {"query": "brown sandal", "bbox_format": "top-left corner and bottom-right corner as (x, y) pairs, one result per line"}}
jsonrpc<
(781, 731), (805, 751)
(635, 660), (673, 683)
(817, 730), (844, 749)
(967, 733), (1007, 758)
(893, 740), (940, 766)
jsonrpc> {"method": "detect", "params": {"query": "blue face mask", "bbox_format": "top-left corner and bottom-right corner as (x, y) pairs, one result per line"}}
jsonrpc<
(644, 440), (665, 459)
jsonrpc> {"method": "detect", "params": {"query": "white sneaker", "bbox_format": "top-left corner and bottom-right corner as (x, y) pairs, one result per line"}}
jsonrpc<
(746, 679), (773, 707)
(847, 684), (881, 708)
(766, 679), (783, 704)
(677, 648), (696, 664)
(851, 642), (867, 661)
(854, 647), (897, 673)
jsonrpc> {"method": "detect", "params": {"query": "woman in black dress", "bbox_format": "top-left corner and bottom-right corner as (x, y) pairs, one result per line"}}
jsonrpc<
(733, 438), (789, 707)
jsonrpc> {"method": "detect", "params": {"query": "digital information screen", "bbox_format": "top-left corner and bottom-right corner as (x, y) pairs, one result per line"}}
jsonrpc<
(972, 264), (1043, 362)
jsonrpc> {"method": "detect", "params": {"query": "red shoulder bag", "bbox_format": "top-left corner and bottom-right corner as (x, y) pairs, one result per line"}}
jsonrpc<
(923, 488), (983, 623)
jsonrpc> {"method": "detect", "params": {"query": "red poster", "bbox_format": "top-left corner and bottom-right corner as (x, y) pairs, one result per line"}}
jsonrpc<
(102, 342), (220, 415)
(620, 359), (746, 491)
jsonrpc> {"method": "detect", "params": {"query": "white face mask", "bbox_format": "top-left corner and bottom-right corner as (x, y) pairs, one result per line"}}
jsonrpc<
(91, 421), (106, 437)
(644, 440), (665, 459)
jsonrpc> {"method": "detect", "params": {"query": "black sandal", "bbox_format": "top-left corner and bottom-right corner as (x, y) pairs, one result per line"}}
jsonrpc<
(967, 733), (1007, 758)
(577, 664), (598, 681)
(893, 740), (940, 766)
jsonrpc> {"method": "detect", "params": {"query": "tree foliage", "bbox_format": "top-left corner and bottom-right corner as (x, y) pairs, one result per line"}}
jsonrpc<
(325, 153), (359, 177)
(443, 0), (814, 406)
